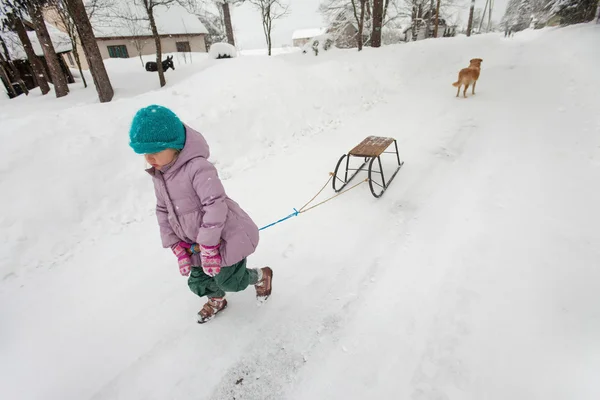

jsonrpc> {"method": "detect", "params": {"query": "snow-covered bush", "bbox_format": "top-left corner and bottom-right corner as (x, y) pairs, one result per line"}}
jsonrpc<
(209, 42), (237, 59)
(302, 34), (335, 56)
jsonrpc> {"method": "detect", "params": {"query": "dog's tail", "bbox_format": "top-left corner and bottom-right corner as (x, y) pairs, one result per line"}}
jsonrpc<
(452, 81), (460, 87)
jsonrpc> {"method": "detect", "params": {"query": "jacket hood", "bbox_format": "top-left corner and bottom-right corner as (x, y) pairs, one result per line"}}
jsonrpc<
(147, 125), (210, 176)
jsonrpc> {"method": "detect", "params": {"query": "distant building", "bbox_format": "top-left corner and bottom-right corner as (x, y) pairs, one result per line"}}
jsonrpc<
(325, 12), (403, 49)
(403, 12), (456, 42)
(292, 28), (327, 47)
(0, 21), (74, 97)
(43, 3), (208, 69)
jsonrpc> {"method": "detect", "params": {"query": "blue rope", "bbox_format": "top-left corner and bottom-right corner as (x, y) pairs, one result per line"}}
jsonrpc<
(259, 208), (299, 231)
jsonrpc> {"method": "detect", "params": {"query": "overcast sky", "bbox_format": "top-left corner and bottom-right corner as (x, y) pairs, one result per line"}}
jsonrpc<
(229, 0), (510, 50)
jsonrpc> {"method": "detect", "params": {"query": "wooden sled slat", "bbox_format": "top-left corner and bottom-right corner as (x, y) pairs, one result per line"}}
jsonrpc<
(348, 136), (395, 158)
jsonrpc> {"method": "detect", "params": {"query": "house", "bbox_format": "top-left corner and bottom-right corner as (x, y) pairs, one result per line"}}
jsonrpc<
(292, 28), (326, 47)
(0, 21), (74, 98)
(402, 14), (456, 42)
(325, 12), (403, 49)
(326, 12), (366, 49)
(43, 3), (208, 69)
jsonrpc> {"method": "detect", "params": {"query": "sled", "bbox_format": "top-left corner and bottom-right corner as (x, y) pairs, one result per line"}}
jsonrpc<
(332, 136), (404, 198)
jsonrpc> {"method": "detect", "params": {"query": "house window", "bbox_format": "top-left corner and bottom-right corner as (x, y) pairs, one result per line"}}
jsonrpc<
(66, 52), (75, 66)
(176, 41), (191, 52)
(107, 45), (129, 58)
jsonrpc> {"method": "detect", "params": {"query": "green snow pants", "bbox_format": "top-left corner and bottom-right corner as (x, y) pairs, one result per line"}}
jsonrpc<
(187, 258), (259, 299)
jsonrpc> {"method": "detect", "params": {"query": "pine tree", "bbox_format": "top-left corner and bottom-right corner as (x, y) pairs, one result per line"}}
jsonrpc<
(555, 0), (598, 23)
(517, 0), (533, 27)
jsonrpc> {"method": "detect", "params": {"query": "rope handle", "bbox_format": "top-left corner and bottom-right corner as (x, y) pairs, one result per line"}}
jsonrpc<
(258, 173), (368, 231)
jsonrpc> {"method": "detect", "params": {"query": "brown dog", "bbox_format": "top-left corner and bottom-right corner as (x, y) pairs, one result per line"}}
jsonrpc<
(452, 58), (483, 98)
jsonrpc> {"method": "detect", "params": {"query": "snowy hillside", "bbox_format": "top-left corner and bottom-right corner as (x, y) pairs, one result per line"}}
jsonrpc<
(1, 24), (600, 400)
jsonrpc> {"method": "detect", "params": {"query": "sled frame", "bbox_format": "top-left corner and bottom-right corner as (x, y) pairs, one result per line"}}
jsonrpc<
(332, 136), (404, 198)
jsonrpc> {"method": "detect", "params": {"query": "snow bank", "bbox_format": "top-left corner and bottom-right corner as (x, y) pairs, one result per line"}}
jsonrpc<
(1, 24), (600, 400)
(240, 46), (301, 56)
(208, 42), (237, 59)
(0, 39), (393, 281)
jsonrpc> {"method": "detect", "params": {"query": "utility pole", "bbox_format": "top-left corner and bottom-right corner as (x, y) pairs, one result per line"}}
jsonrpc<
(479, 0), (489, 33)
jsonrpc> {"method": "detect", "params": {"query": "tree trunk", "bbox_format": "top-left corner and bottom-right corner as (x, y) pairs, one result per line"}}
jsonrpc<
(426, 0), (433, 38)
(382, 0), (391, 23)
(10, 14), (50, 95)
(61, 5), (87, 88)
(0, 35), (29, 95)
(358, 0), (366, 51)
(0, 61), (16, 98)
(28, 3), (69, 98)
(65, 0), (113, 102)
(371, 0), (383, 47)
(222, 2), (236, 46)
(351, 0), (365, 50)
(6, 61), (29, 95)
(259, 7), (271, 56)
(267, 19), (272, 56)
(146, 6), (166, 87)
(72, 42), (87, 88)
(433, 0), (441, 37)
(466, 0), (476, 37)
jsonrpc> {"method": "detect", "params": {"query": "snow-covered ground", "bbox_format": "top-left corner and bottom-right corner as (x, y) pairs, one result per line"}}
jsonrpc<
(1, 25), (600, 400)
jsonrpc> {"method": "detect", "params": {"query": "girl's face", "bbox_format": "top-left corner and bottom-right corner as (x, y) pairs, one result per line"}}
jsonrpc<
(145, 148), (178, 170)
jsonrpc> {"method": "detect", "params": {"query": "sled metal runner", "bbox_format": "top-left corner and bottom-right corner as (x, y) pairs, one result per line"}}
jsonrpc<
(332, 136), (404, 198)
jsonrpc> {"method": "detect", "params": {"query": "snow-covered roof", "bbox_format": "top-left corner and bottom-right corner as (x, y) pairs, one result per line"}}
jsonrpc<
(93, 4), (208, 38)
(0, 23), (72, 61)
(292, 28), (327, 40)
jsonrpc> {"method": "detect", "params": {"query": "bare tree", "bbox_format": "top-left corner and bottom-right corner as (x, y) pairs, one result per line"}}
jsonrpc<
(247, 0), (288, 56)
(138, 0), (178, 87)
(47, 0), (87, 87)
(321, 0), (406, 49)
(320, 0), (368, 49)
(395, 0), (460, 40)
(351, 0), (367, 50)
(86, 0), (114, 19)
(130, 34), (148, 67)
(118, 2), (149, 67)
(64, 0), (113, 102)
(179, 0), (226, 48)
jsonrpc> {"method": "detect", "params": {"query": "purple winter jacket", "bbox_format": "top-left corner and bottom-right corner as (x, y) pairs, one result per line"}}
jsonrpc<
(147, 125), (259, 267)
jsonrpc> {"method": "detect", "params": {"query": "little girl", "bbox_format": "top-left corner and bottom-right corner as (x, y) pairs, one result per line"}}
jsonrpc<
(129, 105), (272, 324)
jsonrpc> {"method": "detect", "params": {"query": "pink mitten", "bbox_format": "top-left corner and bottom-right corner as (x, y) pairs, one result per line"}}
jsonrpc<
(171, 241), (192, 276)
(199, 243), (222, 277)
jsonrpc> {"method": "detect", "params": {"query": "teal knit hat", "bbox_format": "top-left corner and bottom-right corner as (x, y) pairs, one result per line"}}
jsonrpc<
(129, 105), (186, 154)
